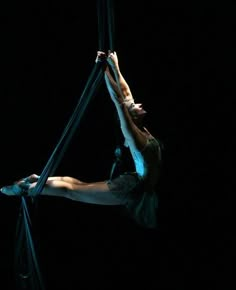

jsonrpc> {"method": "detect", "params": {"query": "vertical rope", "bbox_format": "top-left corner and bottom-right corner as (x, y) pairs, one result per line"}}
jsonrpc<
(97, 0), (115, 51)
(106, 0), (115, 51)
(97, 0), (105, 51)
(15, 198), (45, 290)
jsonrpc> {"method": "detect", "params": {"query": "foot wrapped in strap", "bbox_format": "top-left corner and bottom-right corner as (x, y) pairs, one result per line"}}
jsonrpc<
(1, 174), (39, 196)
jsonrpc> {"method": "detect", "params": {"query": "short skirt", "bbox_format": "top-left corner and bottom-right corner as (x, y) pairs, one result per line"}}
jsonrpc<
(107, 172), (158, 229)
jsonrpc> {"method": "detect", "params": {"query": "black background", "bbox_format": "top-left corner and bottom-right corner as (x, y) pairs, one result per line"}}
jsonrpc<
(0, 1), (233, 289)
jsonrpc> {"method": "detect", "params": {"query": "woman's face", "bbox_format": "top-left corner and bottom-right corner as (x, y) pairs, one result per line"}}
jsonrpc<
(130, 105), (147, 127)
(130, 103), (147, 119)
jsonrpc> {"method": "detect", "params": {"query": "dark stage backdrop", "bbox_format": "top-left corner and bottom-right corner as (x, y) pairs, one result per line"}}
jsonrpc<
(0, 1), (233, 289)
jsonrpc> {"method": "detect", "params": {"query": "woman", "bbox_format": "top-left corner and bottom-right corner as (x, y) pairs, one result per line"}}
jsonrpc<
(1, 51), (162, 228)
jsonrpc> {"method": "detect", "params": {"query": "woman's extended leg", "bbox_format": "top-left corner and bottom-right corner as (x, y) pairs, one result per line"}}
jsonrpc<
(1, 174), (124, 206)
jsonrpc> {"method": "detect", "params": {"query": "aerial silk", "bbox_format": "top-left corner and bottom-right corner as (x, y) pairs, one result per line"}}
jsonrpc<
(14, 1), (115, 289)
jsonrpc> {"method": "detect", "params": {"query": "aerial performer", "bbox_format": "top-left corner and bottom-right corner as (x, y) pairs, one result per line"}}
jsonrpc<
(1, 50), (163, 229)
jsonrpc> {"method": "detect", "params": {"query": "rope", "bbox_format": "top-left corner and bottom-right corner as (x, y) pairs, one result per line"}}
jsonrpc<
(14, 1), (116, 289)
(97, 0), (115, 51)
(31, 62), (103, 197)
(106, 0), (115, 51)
(15, 198), (45, 290)
(97, 0), (106, 50)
